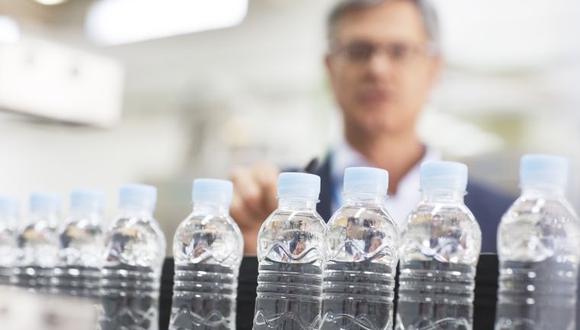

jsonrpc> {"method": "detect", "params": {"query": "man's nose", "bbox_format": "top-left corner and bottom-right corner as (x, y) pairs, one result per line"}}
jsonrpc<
(366, 52), (395, 78)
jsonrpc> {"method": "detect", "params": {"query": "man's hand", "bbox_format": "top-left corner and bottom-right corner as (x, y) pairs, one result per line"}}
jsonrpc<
(230, 162), (279, 256)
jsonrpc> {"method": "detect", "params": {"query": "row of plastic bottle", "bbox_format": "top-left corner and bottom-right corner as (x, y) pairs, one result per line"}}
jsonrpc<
(250, 154), (580, 330)
(173, 154), (579, 330)
(251, 162), (477, 330)
(0, 180), (247, 330)
(0, 154), (578, 330)
(0, 184), (167, 330)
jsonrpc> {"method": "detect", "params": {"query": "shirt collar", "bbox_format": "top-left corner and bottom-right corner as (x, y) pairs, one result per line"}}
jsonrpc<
(330, 139), (440, 197)
(393, 147), (440, 200)
(330, 139), (370, 185)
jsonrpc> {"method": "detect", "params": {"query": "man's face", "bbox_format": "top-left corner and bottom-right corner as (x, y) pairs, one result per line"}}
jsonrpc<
(326, 0), (441, 136)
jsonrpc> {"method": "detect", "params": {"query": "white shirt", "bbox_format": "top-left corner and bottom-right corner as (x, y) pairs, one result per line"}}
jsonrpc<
(330, 140), (440, 228)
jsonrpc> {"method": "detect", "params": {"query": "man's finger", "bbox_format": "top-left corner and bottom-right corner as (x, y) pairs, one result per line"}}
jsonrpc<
(230, 193), (262, 230)
(230, 167), (264, 215)
(252, 163), (279, 214)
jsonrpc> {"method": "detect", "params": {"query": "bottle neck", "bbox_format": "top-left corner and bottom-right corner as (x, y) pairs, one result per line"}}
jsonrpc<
(119, 207), (153, 219)
(30, 211), (59, 226)
(343, 192), (386, 206)
(421, 189), (465, 203)
(278, 197), (318, 211)
(0, 216), (16, 228)
(521, 185), (565, 198)
(69, 209), (103, 223)
(192, 201), (230, 217)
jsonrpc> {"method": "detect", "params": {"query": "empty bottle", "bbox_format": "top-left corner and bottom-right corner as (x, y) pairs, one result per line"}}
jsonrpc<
(16, 192), (61, 293)
(170, 179), (244, 330)
(0, 195), (19, 286)
(99, 184), (166, 330)
(495, 155), (580, 329)
(396, 161), (481, 330)
(321, 167), (399, 330)
(52, 189), (105, 299)
(253, 173), (327, 330)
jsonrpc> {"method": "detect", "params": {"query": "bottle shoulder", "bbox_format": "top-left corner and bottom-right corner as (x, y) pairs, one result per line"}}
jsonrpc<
(503, 195), (578, 223)
(400, 201), (481, 266)
(257, 208), (327, 265)
(60, 218), (104, 247)
(0, 225), (17, 248)
(108, 215), (165, 239)
(498, 195), (580, 262)
(328, 204), (398, 231)
(326, 204), (399, 267)
(103, 215), (166, 268)
(261, 209), (326, 230)
(19, 221), (59, 243)
(406, 201), (480, 231)
(63, 215), (103, 228)
(173, 213), (244, 268)
(61, 217), (104, 235)
(175, 213), (242, 236)
(0, 219), (17, 232)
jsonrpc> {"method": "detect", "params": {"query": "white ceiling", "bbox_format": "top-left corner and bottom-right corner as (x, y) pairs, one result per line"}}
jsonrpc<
(2, 0), (579, 116)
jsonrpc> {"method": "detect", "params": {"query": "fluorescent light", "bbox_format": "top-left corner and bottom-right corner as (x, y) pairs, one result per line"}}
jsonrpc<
(34, 0), (69, 6)
(0, 16), (20, 44)
(85, 0), (248, 46)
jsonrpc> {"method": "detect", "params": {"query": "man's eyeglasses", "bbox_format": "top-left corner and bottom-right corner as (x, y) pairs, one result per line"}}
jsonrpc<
(331, 41), (436, 64)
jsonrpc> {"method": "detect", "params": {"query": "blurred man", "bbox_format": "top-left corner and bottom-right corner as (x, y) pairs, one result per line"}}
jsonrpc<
(230, 0), (512, 255)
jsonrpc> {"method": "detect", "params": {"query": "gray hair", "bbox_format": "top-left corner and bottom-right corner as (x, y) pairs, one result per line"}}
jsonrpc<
(327, 0), (440, 51)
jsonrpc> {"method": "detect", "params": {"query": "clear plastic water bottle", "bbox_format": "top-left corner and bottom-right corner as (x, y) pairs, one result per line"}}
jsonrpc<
(396, 161), (481, 330)
(0, 195), (19, 286)
(16, 192), (61, 293)
(99, 184), (166, 330)
(52, 189), (105, 299)
(495, 154), (580, 330)
(170, 179), (244, 330)
(321, 167), (399, 330)
(253, 173), (327, 330)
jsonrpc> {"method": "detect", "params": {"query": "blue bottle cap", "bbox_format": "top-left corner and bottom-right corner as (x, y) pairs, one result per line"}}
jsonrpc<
(520, 154), (568, 190)
(29, 192), (60, 215)
(119, 184), (157, 212)
(277, 172), (321, 200)
(0, 195), (19, 219)
(192, 179), (233, 207)
(420, 161), (468, 192)
(343, 167), (389, 196)
(70, 189), (105, 214)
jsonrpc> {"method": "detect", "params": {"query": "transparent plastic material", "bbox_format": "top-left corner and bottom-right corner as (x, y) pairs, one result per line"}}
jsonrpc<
(16, 194), (61, 293)
(253, 198), (327, 330)
(52, 191), (105, 299)
(99, 188), (166, 330)
(396, 190), (481, 330)
(321, 193), (399, 330)
(0, 198), (18, 286)
(495, 188), (580, 329)
(169, 181), (244, 330)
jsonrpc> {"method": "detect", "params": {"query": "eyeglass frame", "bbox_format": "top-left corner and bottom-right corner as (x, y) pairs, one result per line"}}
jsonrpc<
(328, 40), (439, 65)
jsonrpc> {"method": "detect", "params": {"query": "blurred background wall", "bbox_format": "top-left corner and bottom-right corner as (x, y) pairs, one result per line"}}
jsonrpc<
(1, 0), (579, 255)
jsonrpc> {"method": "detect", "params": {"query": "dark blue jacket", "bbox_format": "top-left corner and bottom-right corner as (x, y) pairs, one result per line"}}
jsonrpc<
(312, 156), (514, 253)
